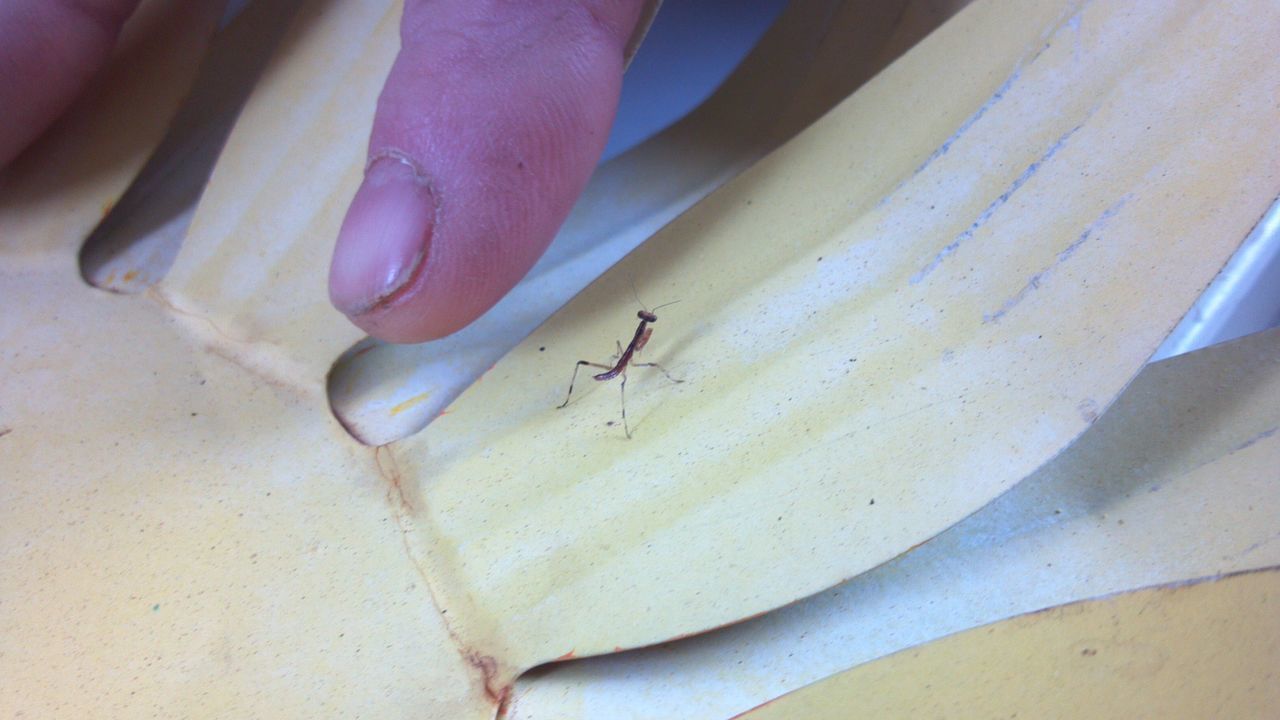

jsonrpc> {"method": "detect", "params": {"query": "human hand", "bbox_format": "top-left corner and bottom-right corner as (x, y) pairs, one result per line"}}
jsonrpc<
(0, 0), (651, 344)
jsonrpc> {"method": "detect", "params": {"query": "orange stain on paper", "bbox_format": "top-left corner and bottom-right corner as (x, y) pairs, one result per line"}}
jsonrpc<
(388, 391), (432, 417)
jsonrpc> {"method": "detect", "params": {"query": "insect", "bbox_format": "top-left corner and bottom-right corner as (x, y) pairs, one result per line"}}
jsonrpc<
(557, 300), (683, 438)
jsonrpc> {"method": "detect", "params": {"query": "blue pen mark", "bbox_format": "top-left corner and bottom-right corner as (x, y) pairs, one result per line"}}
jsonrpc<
(983, 194), (1131, 324)
(1230, 426), (1278, 455)
(875, 2), (1093, 211)
(916, 70), (1020, 183)
(911, 119), (1089, 286)
(876, 68), (1024, 211)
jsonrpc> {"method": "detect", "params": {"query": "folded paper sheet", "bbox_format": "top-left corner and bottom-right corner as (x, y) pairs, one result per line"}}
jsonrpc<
(739, 567), (1280, 719)
(508, 328), (1280, 719)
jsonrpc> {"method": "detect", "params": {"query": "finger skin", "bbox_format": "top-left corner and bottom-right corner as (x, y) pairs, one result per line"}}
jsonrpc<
(0, 0), (142, 168)
(330, 0), (648, 343)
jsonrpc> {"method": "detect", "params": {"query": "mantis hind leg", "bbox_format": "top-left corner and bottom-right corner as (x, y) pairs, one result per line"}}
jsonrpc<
(558, 360), (612, 409)
(632, 361), (684, 385)
(619, 373), (630, 438)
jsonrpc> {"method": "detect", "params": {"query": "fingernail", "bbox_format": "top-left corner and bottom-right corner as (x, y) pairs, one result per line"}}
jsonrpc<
(330, 154), (434, 317)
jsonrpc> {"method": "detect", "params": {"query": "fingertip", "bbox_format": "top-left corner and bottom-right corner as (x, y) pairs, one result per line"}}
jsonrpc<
(330, 0), (650, 344)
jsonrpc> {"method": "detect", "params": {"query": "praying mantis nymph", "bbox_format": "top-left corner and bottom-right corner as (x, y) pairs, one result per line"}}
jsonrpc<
(556, 301), (682, 438)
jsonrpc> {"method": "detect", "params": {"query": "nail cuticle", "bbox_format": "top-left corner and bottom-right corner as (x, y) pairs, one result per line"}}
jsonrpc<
(366, 148), (431, 185)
